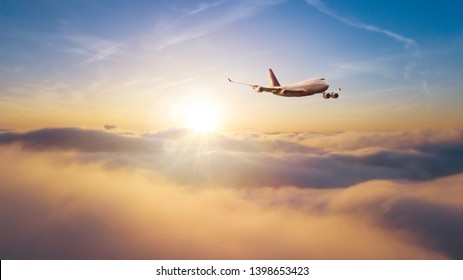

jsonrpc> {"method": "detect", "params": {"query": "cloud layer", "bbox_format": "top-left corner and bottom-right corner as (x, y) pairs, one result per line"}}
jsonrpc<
(2, 127), (463, 188)
(1, 127), (462, 259)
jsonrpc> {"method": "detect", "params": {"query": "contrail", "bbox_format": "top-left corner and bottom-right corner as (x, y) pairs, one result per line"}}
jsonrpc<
(305, 0), (416, 48)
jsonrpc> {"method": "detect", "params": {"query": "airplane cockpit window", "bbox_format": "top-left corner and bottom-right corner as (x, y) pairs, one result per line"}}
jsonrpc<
(320, 78), (325, 80)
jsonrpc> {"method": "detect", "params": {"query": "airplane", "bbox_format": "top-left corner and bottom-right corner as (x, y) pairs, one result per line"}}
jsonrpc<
(228, 68), (341, 98)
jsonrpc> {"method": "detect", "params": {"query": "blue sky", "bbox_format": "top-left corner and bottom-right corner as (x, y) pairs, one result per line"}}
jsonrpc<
(1, 0), (462, 131)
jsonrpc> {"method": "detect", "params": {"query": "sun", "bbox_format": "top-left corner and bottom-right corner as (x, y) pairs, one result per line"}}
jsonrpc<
(183, 100), (220, 133)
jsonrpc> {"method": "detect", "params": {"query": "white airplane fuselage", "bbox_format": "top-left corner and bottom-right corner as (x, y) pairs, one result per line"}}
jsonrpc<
(271, 77), (329, 97)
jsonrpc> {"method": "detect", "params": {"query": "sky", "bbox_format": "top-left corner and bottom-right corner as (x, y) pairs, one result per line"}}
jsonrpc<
(1, 0), (463, 260)
(1, 0), (463, 131)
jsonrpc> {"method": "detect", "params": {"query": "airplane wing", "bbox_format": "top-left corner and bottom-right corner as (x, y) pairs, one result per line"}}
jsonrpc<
(227, 78), (256, 88)
(228, 78), (309, 96)
(228, 78), (280, 93)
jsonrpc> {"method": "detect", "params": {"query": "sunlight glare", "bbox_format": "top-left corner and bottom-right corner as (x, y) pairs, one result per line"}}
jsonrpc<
(184, 100), (220, 133)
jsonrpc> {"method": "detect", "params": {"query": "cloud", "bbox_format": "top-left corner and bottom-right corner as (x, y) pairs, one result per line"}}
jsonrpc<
(186, 0), (227, 15)
(326, 177), (463, 259)
(305, 0), (416, 49)
(0, 127), (162, 153)
(381, 197), (463, 259)
(61, 33), (134, 66)
(2, 145), (460, 259)
(151, 1), (287, 50)
(103, 124), (117, 130)
(1, 128), (463, 188)
(1, 127), (462, 259)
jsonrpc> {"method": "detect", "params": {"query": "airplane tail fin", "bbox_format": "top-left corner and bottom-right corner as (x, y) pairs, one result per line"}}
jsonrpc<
(268, 68), (280, 87)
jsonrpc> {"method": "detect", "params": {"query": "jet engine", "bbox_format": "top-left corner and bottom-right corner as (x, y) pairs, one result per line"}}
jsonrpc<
(323, 93), (331, 99)
(253, 86), (264, 92)
(279, 89), (287, 95)
(332, 93), (339, 99)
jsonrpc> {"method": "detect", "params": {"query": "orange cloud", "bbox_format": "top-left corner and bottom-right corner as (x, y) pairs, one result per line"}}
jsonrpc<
(1, 146), (457, 259)
(2, 127), (463, 189)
